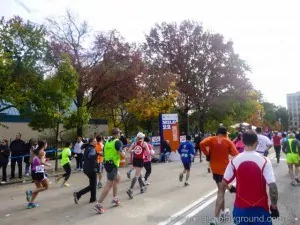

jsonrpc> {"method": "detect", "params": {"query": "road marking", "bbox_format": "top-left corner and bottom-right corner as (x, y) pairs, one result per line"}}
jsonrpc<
(158, 152), (276, 225)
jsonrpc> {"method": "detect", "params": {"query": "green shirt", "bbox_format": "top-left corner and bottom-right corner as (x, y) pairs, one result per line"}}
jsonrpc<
(61, 147), (71, 166)
(104, 139), (122, 167)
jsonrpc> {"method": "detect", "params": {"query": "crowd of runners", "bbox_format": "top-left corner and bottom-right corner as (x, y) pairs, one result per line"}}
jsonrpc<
(2, 125), (300, 225)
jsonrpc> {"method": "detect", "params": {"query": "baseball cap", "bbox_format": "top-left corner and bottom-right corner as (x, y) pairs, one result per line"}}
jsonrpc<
(111, 127), (121, 135)
(217, 127), (227, 135)
(136, 132), (145, 139)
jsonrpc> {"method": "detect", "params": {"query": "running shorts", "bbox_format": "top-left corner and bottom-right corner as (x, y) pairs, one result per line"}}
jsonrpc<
(182, 162), (191, 170)
(213, 173), (223, 183)
(104, 162), (119, 181)
(233, 207), (272, 225)
(133, 158), (144, 168)
(286, 153), (299, 164)
(31, 172), (47, 182)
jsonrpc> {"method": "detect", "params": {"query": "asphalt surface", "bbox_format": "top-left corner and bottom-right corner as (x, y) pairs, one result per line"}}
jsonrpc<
(176, 157), (300, 225)
(0, 153), (299, 225)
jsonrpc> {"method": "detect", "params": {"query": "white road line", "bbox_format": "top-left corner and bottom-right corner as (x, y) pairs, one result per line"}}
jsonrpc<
(158, 152), (277, 225)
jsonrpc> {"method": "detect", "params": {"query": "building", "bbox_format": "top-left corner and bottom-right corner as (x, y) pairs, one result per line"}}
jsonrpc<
(0, 102), (108, 141)
(287, 92), (300, 131)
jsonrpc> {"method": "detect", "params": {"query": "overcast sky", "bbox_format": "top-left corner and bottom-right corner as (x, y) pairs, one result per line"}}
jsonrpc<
(1, 0), (299, 107)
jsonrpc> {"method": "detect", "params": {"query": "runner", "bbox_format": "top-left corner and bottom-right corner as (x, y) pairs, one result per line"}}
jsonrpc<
(232, 132), (245, 153)
(143, 136), (155, 185)
(25, 140), (51, 209)
(255, 127), (273, 156)
(127, 136), (136, 179)
(93, 128), (124, 214)
(55, 142), (72, 187)
(200, 127), (239, 221)
(214, 130), (279, 225)
(73, 138), (98, 204)
(126, 132), (150, 199)
(282, 133), (300, 185)
(178, 135), (195, 186)
(272, 131), (282, 163)
(193, 133), (202, 163)
(95, 136), (104, 189)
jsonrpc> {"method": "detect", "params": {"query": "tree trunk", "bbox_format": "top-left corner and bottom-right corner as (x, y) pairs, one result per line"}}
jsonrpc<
(55, 122), (59, 172)
(76, 91), (84, 137)
(198, 112), (205, 134)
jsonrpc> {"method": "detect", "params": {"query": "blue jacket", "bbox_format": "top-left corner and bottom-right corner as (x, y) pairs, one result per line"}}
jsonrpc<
(178, 141), (195, 163)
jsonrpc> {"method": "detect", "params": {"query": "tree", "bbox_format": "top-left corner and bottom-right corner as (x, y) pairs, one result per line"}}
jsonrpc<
(0, 16), (48, 115)
(28, 56), (78, 171)
(47, 11), (139, 136)
(144, 20), (251, 133)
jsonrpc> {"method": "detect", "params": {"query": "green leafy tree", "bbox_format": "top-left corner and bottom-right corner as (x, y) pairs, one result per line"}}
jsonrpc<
(0, 16), (48, 115)
(28, 56), (78, 171)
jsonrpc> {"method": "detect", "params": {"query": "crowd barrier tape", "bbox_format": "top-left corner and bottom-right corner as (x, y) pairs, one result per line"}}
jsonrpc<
(7, 142), (162, 160)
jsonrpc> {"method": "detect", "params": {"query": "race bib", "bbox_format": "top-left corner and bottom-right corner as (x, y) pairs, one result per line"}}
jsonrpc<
(181, 153), (188, 158)
(35, 165), (45, 173)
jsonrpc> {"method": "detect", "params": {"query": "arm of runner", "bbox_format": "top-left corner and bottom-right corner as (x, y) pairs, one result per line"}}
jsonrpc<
(263, 158), (278, 208)
(149, 144), (155, 155)
(127, 143), (134, 153)
(144, 142), (150, 154)
(115, 140), (125, 157)
(266, 137), (273, 150)
(200, 137), (211, 156)
(40, 151), (51, 166)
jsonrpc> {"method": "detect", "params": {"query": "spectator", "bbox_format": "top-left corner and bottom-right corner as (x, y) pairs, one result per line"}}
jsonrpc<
(24, 139), (38, 176)
(159, 140), (172, 162)
(10, 133), (26, 180)
(74, 136), (84, 171)
(0, 139), (10, 184)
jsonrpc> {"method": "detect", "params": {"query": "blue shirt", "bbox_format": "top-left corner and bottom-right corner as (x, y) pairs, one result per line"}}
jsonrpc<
(178, 141), (195, 163)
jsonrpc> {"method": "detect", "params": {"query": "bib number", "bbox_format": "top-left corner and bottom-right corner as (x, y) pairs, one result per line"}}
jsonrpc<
(35, 165), (45, 173)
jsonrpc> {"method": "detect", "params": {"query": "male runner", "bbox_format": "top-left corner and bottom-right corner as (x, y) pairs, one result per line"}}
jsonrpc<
(93, 128), (124, 214)
(178, 135), (195, 186)
(255, 127), (273, 156)
(214, 130), (279, 225)
(200, 127), (239, 220)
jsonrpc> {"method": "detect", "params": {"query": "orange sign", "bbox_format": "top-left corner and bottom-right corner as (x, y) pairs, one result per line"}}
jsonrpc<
(159, 114), (180, 151)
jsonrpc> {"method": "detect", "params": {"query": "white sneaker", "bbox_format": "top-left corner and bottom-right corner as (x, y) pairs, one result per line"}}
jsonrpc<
(0, 181), (6, 184)
(220, 208), (230, 218)
(25, 173), (30, 176)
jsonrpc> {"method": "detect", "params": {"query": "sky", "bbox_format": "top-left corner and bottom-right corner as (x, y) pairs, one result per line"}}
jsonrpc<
(1, 0), (299, 107)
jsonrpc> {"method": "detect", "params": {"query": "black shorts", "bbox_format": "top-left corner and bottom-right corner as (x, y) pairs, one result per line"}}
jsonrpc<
(213, 173), (223, 183)
(133, 158), (144, 168)
(104, 162), (119, 181)
(31, 172), (47, 182)
(183, 162), (191, 171)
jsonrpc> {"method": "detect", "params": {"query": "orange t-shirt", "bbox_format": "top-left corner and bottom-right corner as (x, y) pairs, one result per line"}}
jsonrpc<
(200, 136), (239, 175)
(95, 142), (104, 163)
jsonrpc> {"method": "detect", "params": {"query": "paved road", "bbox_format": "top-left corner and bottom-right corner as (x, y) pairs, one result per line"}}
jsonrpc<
(1, 153), (299, 225)
(162, 157), (300, 225)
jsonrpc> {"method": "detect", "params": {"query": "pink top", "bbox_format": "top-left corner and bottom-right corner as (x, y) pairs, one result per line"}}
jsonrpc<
(144, 143), (155, 162)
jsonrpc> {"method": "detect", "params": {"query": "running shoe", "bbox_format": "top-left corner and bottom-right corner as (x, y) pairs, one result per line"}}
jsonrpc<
(184, 182), (189, 186)
(27, 203), (39, 209)
(111, 198), (121, 207)
(1, 181), (6, 184)
(291, 180), (297, 186)
(179, 173), (183, 182)
(144, 181), (150, 185)
(209, 217), (219, 225)
(295, 178), (300, 184)
(126, 189), (133, 199)
(97, 182), (103, 189)
(93, 203), (105, 214)
(141, 186), (147, 194)
(26, 190), (32, 202)
(73, 192), (79, 204)
(62, 183), (70, 187)
(220, 208), (230, 219)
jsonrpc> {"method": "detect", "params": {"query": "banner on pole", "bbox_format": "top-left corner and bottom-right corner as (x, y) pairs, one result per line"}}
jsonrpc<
(159, 114), (180, 151)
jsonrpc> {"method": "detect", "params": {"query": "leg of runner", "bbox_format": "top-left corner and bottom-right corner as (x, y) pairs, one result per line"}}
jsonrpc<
(274, 146), (281, 163)
(288, 164), (296, 185)
(94, 180), (114, 214)
(127, 167), (143, 199)
(27, 178), (49, 208)
(61, 163), (71, 187)
(144, 161), (151, 185)
(184, 164), (191, 186)
(112, 173), (121, 206)
(295, 164), (300, 184)
(97, 163), (103, 189)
